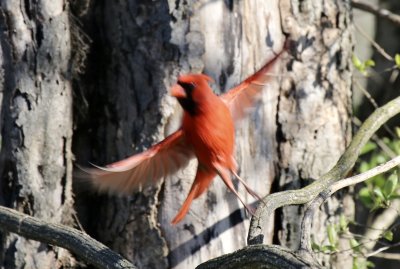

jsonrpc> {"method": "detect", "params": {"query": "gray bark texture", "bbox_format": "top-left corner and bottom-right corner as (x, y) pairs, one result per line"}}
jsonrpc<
(0, 0), (354, 268)
(277, 1), (353, 267)
(0, 0), (75, 268)
(73, 1), (284, 268)
(73, 0), (353, 268)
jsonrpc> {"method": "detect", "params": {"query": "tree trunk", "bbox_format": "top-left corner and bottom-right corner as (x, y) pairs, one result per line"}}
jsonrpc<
(73, 0), (284, 268)
(0, 1), (75, 268)
(0, 0), (354, 268)
(73, 0), (353, 268)
(277, 0), (353, 267)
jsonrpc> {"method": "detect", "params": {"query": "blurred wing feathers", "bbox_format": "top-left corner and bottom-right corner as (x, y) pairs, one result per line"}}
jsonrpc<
(83, 129), (193, 194)
(221, 51), (283, 121)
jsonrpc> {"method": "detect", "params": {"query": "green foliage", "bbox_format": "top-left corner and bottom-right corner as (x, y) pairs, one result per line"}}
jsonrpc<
(327, 224), (338, 248)
(339, 214), (349, 232)
(349, 238), (361, 253)
(353, 258), (375, 269)
(311, 224), (339, 253)
(348, 128), (400, 269)
(313, 130), (399, 267)
(352, 55), (375, 75)
(395, 54), (400, 69)
(356, 130), (400, 210)
(382, 230), (393, 242)
(311, 216), (372, 268)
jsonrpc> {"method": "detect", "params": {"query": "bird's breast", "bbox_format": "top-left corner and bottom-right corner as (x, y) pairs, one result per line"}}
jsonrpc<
(182, 105), (235, 169)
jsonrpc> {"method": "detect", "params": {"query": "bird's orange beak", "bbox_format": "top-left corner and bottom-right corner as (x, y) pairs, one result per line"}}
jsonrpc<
(170, 84), (186, 99)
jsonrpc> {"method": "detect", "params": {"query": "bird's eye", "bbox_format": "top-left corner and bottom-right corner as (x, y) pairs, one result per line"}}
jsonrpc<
(178, 81), (195, 94)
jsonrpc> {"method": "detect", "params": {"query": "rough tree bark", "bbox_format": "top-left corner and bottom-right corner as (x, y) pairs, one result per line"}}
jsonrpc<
(0, 1), (75, 268)
(276, 1), (353, 267)
(0, 0), (354, 268)
(73, 0), (354, 269)
(73, 1), (284, 269)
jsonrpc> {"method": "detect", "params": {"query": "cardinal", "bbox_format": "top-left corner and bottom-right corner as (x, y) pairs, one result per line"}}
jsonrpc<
(83, 49), (283, 224)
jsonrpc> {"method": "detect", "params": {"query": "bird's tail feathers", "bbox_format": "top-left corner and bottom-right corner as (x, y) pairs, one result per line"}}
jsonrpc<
(171, 167), (215, 224)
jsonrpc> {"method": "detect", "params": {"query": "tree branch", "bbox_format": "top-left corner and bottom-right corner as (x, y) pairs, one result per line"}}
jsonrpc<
(0, 206), (136, 269)
(366, 246), (400, 259)
(248, 95), (400, 245)
(196, 244), (320, 269)
(362, 199), (400, 251)
(332, 156), (400, 192)
(351, 0), (400, 27)
(299, 156), (400, 253)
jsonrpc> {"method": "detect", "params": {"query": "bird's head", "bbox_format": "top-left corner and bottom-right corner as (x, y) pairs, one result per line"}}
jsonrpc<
(171, 74), (214, 115)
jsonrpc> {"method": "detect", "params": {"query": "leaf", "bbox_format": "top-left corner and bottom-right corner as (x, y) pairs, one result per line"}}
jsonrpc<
(327, 224), (337, 246)
(353, 257), (360, 269)
(392, 139), (400, 155)
(360, 142), (377, 155)
(350, 238), (361, 252)
(375, 154), (387, 164)
(352, 54), (363, 70)
(383, 173), (398, 199)
(321, 245), (337, 252)
(383, 230), (393, 241)
(395, 127), (400, 138)
(311, 242), (322, 251)
(339, 214), (348, 231)
(371, 188), (386, 210)
(388, 194), (400, 200)
(359, 187), (373, 208)
(359, 161), (370, 173)
(366, 261), (375, 268)
(352, 55), (375, 75)
(395, 54), (400, 68)
(364, 59), (375, 68)
(373, 187), (385, 201)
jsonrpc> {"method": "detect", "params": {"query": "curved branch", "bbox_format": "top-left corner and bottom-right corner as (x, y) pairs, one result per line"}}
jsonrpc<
(299, 156), (400, 253)
(332, 156), (400, 192)
(0, 206), (136, 269)
(351, 0), (400, 27)
(248, 95), (400, 245)
(196, 244), (320, 269)
(362, 199), (400, 251)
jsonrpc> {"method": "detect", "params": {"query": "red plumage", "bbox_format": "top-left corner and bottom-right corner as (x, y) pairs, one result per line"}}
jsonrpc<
(81, 50), (284, 224)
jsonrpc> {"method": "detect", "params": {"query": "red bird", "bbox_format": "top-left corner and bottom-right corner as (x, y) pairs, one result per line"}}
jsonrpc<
(84, 50), (283, 224)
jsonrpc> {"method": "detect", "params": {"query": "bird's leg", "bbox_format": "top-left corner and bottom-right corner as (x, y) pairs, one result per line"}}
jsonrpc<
(213, 162), (255, 216)
(231, 170), (263, 201)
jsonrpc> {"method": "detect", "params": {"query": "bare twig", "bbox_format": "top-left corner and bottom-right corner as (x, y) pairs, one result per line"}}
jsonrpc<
(368, 251), (400, 260)
(362, 199), (400, 251)
(299, 156), (400, 254)
(353, 84), (397, 139)
(354, 80), (379, 109)
(365, 242), (400, 258)
(299, 193), (326, 255)
(331, 155), (400, 192)
(352, 0), (400, 27)
(353, 118), (397, 156)
(0, 206), (136, 269)
(248, 96), (400, 245)
(354, 24), (393, 61)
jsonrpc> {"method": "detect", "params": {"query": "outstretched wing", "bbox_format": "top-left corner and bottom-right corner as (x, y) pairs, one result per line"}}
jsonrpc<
(221, 50), (284, 121)
(80, 129), (194, 194)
